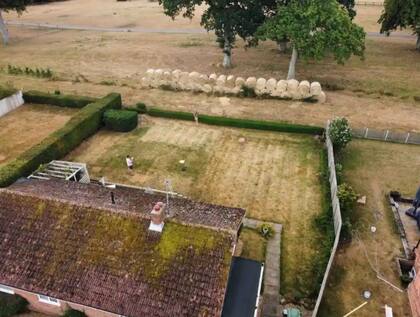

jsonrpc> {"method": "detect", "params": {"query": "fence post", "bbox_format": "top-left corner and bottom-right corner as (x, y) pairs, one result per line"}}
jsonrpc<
(364, 128), (369, 138)
(384, 130), (389, 141)
(405, 133), (410, 144)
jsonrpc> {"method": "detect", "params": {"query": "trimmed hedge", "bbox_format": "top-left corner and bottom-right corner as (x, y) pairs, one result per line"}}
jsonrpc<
(0, 293), (28, 317)
(62, 309), (87, 317)
(147, 107), (324, 135)
(0, 88), (17, 100)
(0, 93), (122, 187)
(104, 109), (138, 132)
(23, 90), (98, 108)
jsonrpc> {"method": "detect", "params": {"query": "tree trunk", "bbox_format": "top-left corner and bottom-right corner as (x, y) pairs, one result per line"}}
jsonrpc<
(277, 39), (288, 53)
(0, 10), (9, 46)
(222, 33), (232, 68)
(287, 47), (298, 80)
(416, 33), (420, 51)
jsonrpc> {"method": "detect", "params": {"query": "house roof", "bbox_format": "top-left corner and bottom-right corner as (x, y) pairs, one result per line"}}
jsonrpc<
(7, 179), (245, 233)
(0, 179), (246, 317)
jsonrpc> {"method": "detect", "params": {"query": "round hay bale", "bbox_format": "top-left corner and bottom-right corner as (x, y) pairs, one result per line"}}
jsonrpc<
(235, 77), (245, 88)
(146, 69), (155, 79)
(298, 80), (311, 98)
(275, 80), (288, 96)
(202, 84), (213, 94)
(315, 91), (327, 103)
(266, 78), (277, 95)
(310, 82), (322, 96)
(255, 78), (267, 95)
(141, 77), (150, 88)
(209, 73), (218, 84)
(245, 77), (257, 89)
(226, 75), (236, 88)
(216, 75), (227, 87)
(199, 74), (209, 85)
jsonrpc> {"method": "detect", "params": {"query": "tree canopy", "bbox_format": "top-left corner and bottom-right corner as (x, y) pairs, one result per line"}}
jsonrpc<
(257, 0), (365, 79)
(0, 0), (31, 12)
(379, 0), (420, 50)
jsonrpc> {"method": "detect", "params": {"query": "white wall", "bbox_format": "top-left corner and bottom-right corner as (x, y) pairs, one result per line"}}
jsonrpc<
(0, 91), (24, 118)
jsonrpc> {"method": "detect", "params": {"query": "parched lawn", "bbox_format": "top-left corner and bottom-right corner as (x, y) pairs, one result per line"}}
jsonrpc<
(319, 140), (420, 317)
(237, 228), (267, 263)
(0, 104), (76, 166)
(66, 116), (326, 299)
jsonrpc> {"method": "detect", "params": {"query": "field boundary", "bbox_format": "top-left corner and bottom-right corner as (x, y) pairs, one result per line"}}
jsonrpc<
(353, 127), (420, 145)
(312, 121), (343, 316)
(145, 106), (325, 135)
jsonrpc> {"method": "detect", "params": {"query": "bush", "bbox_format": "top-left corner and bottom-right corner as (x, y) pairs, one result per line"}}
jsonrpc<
(147, 107), (324, 135)
(258, 223), (275, 239)
(104, 109), (138, 132)
(337, 182), (357, 239)
(23, 90), (97, 108)
(328, 117), (352, 151)
(62, 309), (87, 317)
(0, 293), (28, 317)
(0, 93), (122, 187)
(135, 102), (148, 114)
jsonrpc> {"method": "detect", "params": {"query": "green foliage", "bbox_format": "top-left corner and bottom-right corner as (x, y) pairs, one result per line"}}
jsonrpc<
(7, 64), (53, 78)
(104, 109), (138, 132)
(147, 107), (324, 135)
(257, 0), (365, 64)
(61, 309), (87, 317)
(258, 223), (274, 239)
(135, 102), (148, 114)
(328, 117), (352, 151)
(23, 90), (97, 108)
(0, 293), (28, 317)
(0, 0), (31, 13)
(337, 182), (357, 239)
(0, 86), (16, 100)
(379, 0), (420, 49)
(0, 93), (122, 187)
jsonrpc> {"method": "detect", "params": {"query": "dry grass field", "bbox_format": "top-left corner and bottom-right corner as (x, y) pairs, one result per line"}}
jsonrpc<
(66, 116), (325, 299)
(0, 104), (75, 166)
(319, 140), (420, 316)
(0, 1), (419, 133)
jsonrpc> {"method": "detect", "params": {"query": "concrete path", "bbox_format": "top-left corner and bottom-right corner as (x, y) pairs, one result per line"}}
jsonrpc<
(243, 218), (283, 317)
(6, 20), (417, 39)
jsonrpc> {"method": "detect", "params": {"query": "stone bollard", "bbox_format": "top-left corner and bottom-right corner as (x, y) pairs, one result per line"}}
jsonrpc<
(255, 78), (267, 96)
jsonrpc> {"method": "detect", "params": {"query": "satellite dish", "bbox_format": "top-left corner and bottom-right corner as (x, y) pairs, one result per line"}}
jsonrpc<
(363, 290), (372, 299)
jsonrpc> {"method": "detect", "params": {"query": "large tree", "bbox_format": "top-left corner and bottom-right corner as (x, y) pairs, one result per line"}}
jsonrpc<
(0, 0), (32, 45)
(257, 0), (365, 79)
(159, 0), (276, 68)
(379, 0), (420, 51)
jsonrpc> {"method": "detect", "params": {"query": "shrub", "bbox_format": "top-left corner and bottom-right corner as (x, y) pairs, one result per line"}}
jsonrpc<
(23, 90), (97, 108)
(104, 109), (138, 132)
(328, 117), (352, 151)
(0, 293), (28, 317)
(135, 102), (147, 114)
(62, 309), (87, 317)
(0, 93), (122, 187)
(258, 223), (274, 239)
(337, 182), (357, 239)
(147, 107), (324, 135)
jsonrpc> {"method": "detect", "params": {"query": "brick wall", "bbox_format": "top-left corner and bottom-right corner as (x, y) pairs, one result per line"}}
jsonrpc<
(9, 287), (119, 317)
(409, 247), (420, 317)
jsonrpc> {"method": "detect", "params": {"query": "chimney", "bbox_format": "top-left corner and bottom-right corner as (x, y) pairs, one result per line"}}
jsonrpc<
(148, 202), (165, 232)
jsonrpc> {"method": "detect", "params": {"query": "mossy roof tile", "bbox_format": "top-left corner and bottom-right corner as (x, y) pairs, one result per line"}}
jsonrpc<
(0, 179), (244, 317)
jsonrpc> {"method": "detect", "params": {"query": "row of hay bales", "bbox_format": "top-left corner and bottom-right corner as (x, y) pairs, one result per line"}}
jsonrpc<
(141, 69), (326, 103)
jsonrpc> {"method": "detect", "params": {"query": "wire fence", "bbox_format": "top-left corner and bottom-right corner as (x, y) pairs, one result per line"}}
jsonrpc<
(352, 127), (420, 145)
(312, 121), (342, 317)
